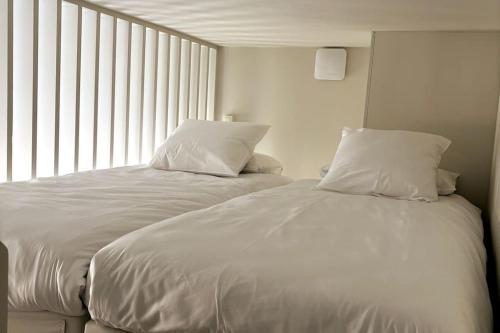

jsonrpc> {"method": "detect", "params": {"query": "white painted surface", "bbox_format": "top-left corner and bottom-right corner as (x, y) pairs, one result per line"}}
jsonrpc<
(365, 31), (500, 210)
(37, 0), (58, 177)
(58, 2), (78, 176)
(12, 0), (34, 181)
(216, 47), (371, 180)
(87, 0), (499, 46)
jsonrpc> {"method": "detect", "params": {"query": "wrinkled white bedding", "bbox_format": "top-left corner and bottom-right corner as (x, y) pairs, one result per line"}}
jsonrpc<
(87, 180), (491, 333)
(0, 166), (290, 316)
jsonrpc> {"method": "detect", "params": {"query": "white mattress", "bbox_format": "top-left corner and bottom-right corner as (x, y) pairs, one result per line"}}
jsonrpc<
(87, 180), (491, 333)
(0, 166), (290, 317)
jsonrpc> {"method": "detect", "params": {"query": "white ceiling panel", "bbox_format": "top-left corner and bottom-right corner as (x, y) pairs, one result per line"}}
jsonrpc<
(87, 0), (500, 47)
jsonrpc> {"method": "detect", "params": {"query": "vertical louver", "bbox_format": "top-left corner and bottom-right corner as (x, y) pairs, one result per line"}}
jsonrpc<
(0, 0), (218, 182)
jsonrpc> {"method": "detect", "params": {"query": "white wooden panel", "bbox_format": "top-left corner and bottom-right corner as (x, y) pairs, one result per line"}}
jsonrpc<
(206, 48), (217, 120)
(36, 0), (57, 177)
(58, 2), (78, 175)
(96, 13), (113, 169)
(53, 0), (60, 175)
(197, 45), (208, 120)
(154, 32), (168, 149)
(91, 13), (100, 169)
(77, 8), (96, 171)
(112, 18), (129, 166)
(127, 23), (143, 165)
(0, 0), (8, 182)
(167, 35), (180, 136)
(109, 17), (116, 167)
(188, 42), (200, 120)
(178, 39), (190, 124)
(141, 28), (156, 162)
(12, 0), (34, 181)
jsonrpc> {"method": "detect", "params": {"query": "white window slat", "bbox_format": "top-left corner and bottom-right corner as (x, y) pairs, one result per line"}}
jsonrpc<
(141, 28), (157, 163)
(206, 48), (217, 121)
(188, 43), (200, 120)
(197, 45), (208, 121)
(178, 39), (191, 124)
(112, 18), (129, 167)
(12, 0), (34, 181)
(166, 35), (180, 136)
(37, 0), (57, 177)
(57, 2), (78, 176)
(154, 32), (169, 149)
(127, 23), (143, 165)
(77, 8), (97, 171)
(96, 13), (113, 169)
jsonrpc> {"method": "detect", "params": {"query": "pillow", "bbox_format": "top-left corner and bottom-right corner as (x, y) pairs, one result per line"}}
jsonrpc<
(150, 120), (270, 177)
(243, 153), (283, 175)
(317, 128), (451, 201)
(319, 164), (330, 178)
(320, 165), (459, 195)
(437, 169), (460, 195)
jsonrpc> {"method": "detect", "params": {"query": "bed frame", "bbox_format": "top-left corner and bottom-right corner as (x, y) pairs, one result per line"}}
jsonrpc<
(8, 311), (89, 333)
(84, 321), (124, 333)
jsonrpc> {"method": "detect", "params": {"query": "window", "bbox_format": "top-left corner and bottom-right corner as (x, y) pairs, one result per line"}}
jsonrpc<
(0, 0), (217, 181)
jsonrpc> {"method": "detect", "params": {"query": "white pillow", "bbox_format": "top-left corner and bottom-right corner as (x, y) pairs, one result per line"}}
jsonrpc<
(150, 120), (269, 177)
(243, 153), (283, 175)
(317, 128), (451, 201)
(320, 165), (458, 195)
(319, 164), (330, 178)
(437, 169), (460, 195)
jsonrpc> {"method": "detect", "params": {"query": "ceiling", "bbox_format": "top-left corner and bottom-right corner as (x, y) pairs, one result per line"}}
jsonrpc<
(88, 0), (500, 47)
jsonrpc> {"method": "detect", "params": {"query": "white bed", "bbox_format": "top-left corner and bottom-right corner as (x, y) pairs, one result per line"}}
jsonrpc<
(0, 166), (290, 332)
(86, 180), (491, 333)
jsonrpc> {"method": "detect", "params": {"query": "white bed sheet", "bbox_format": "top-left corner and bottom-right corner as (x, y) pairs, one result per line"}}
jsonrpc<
(87, 180), (491, 333)
(0, 166), (290, 317)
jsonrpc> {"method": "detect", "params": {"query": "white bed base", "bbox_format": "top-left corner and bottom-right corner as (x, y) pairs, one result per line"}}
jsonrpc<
(8, 311), (89, 333)
(84, 321), (125, 333)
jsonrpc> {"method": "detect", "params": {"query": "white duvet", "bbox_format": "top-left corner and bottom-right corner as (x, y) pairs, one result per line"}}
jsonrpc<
(0, 166), (290, 316)
(87, 180), (491, 333)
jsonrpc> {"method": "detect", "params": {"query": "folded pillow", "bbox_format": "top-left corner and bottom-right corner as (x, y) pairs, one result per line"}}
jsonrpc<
(320, 165), (458, 195)
(150, 120), (270, 177)
(319, 164), (330, 178)
(243, 153), (283, 175)
(317, 128), (451, 201)
(436, 169), (460, 195)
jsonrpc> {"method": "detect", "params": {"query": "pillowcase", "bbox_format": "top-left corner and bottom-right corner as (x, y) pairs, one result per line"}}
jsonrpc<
(436, 169), (460, 195)
(150, 120), (270, 177)
(320, 165), (459, 195)
(317, 128), (451, 201)
(319, 164), (330, 178)
(242, 153), (283, 175)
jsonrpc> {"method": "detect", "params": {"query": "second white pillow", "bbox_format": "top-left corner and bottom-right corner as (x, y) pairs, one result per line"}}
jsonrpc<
(243, 153), (283, 175)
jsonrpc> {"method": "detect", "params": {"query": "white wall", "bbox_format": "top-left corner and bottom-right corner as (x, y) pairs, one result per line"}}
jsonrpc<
(365, 31), (500, 210)
(216, 47), (371, 179)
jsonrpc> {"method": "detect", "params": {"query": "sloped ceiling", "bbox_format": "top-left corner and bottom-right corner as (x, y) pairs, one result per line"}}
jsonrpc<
(87, 0), (500, 47)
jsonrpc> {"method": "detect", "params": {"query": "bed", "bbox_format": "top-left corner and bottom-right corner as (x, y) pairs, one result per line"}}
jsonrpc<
(85, 180), (491, 333)
(0, 165), (290, 333)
